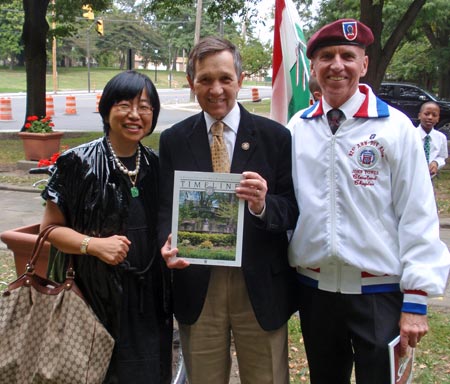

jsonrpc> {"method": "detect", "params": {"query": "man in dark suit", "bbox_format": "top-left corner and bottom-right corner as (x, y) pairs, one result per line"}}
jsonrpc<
(158, 37), (298, 384)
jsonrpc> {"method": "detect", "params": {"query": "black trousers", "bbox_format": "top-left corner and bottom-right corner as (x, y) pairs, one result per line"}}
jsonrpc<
(298, 283), (403, 384)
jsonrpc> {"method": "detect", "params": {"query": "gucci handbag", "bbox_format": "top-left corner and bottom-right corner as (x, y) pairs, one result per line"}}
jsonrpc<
(0, 225), (115, 384)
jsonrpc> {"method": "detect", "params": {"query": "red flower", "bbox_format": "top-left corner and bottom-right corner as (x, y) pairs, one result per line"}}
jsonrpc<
(50, 152), (60, 163)
(38, 159), (52, 167)
(38, 148), (67, 168)
(24, 115), (54, 133)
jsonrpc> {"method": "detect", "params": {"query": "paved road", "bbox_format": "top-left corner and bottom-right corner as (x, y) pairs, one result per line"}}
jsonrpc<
(0, 87), (272, 133)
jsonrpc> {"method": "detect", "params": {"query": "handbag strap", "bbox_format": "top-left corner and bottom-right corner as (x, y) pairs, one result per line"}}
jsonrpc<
(4, 225), (87, 300)
(27, 225), (60, 273)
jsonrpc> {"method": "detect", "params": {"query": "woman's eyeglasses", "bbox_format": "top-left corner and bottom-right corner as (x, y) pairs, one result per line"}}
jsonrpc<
(114, 102), (154, 115)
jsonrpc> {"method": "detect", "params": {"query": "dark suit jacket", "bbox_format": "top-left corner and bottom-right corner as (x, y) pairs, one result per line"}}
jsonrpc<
(158, 103), (299, 331)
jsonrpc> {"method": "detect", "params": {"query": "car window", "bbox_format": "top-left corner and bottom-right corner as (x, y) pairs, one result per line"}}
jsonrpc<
(399, 86), (427, 101)
(379, 85), (394, 98)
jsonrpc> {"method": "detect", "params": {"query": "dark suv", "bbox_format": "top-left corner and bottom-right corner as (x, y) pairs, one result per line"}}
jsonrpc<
(377, 82), (450, 138)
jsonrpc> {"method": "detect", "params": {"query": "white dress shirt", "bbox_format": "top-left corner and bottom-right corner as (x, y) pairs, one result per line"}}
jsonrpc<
(418, 125), (448, 169)
(204, 103), (240, 162)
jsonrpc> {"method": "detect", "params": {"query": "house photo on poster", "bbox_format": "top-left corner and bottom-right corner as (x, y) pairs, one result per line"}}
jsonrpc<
(171, 171), (244, 267)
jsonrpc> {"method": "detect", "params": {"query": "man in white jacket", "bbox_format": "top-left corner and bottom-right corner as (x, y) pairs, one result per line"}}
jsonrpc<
(288, 18), (450, 384)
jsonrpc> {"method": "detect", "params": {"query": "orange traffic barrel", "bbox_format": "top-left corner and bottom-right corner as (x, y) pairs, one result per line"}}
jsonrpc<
(251, 88), (261, 102)
(46, 96), (55, 116)
(96, 93), (102, 113)
(0, 98), (13, 120)
(65, 95), (77, 115)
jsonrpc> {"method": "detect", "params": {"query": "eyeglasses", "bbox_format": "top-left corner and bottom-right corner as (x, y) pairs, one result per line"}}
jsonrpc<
(114, 102), (154, 115)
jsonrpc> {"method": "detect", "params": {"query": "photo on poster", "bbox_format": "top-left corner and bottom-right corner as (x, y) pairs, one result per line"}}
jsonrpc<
(171, 171), (244, 267)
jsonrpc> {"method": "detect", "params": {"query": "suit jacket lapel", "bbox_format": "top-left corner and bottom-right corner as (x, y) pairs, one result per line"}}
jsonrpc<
(231, 105), (256, 173)
(186, 113), (214, 172)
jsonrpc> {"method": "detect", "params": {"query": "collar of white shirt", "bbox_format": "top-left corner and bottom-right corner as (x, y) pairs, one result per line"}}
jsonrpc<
(204, 102), (240, 135)
(322, 89), (366, 120)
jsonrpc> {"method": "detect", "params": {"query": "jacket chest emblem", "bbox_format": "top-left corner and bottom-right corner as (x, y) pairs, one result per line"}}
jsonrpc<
(348, 140), (384, 187)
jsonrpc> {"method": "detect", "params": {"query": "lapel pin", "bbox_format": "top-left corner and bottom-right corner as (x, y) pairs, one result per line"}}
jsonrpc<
(241, 142), (250, 150)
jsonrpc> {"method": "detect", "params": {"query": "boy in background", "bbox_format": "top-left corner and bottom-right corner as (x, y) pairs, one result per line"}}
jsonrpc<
(418, 101), (448, 177)
(308, 75), (322, 103)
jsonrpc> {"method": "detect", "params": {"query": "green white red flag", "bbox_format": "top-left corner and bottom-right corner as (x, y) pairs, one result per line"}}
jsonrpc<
(271, 0), (310, 125)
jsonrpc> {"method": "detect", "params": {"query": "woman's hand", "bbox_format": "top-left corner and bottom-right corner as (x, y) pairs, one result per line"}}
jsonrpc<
(88, 235), (131, 265)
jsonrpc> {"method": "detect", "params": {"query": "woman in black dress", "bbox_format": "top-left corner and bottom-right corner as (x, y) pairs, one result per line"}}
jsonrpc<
(41, 70), (172, 383)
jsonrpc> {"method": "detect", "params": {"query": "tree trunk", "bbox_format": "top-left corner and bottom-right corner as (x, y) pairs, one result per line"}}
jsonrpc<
(22, 0), (50, 130)
(438, 67), (450, 99)
(423, 23), (450, 99)
(360, 0), (426, 93)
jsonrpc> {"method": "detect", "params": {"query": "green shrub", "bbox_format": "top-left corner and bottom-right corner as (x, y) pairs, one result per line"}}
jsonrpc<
(178, 231), (236, 246)
(199, 240), (214, 249)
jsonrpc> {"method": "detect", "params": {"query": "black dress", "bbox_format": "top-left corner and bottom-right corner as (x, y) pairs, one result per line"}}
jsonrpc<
(105, 155), (172, 384)
(42, 138), (172, 384)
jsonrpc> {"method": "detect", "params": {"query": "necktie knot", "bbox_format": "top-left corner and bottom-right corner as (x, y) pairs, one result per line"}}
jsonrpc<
(327, 109), (345, 134)
(211, 120), (224, 137)
(210, 121), (230, 173)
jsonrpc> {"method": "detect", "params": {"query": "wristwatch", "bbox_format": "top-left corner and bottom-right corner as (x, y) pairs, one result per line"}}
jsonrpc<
(80, 236), (91, 255)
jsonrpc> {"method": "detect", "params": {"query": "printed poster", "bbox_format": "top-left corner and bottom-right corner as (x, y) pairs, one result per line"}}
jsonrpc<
(171, 171), (244, 267)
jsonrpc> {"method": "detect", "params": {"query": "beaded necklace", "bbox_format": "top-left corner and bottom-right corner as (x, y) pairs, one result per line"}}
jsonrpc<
(107, 136), (141, 197)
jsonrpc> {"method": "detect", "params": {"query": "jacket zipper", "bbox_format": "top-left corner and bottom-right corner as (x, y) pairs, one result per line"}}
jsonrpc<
(330, 135), (341, 292)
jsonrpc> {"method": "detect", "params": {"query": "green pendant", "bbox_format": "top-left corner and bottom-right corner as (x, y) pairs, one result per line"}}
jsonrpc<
(131, 186), (139, 198)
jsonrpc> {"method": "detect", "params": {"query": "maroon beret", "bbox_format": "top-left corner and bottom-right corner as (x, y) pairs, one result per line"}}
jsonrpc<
(306, 19), (374, 59)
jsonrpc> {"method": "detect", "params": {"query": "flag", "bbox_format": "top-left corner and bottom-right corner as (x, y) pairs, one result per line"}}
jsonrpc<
(271, 0), (310, 125)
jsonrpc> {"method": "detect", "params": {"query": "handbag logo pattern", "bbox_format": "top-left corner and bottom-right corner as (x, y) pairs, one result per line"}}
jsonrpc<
(0, 226), (115, 384)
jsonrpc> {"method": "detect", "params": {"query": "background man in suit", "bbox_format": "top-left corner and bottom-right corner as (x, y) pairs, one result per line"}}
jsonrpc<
(158, 37), (298, 384)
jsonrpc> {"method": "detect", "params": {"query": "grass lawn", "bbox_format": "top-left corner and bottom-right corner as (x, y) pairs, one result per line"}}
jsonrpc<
(0, 67), (270, 93)
(0, 67), (191, 93)
(287, 309), (450, 383)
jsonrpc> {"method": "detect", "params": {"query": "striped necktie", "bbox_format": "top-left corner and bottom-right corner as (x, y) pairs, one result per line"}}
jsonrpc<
(424, 135), (431, 163)
(327, 109), (345, 134)
(210, 121), (230, 173)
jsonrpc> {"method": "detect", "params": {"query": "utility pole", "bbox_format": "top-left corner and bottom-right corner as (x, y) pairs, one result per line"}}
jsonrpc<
(194, 0), (202, 45)
(86, 21), (96, 93)
(190, 0), (203, 101)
